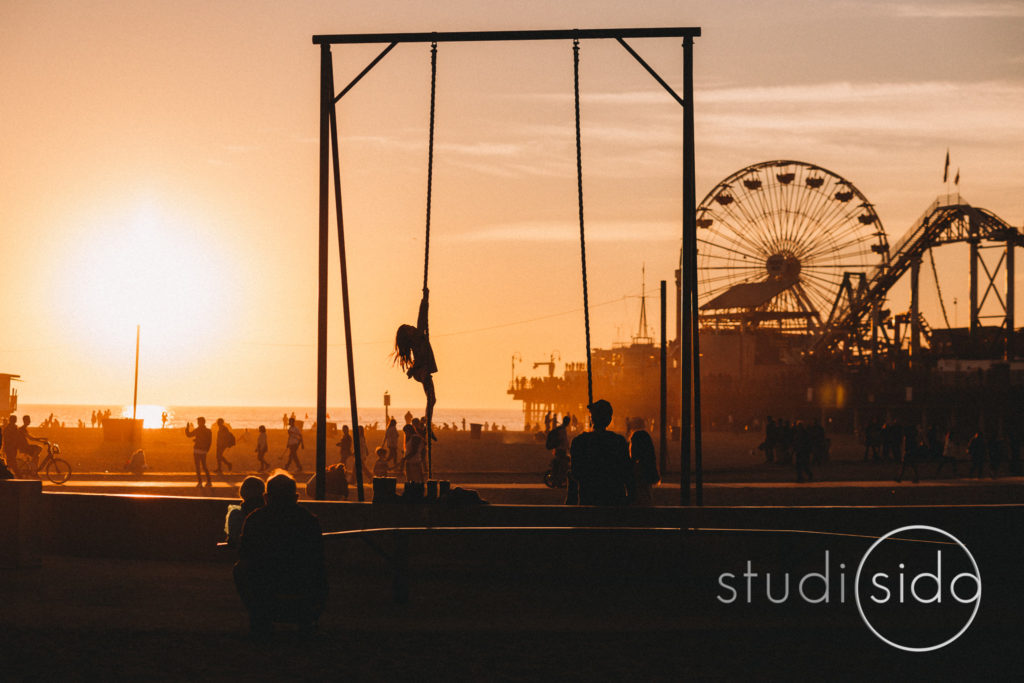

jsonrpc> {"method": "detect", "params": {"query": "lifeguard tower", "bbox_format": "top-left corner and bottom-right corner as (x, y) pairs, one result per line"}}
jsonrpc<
(0, 374), (20, 423)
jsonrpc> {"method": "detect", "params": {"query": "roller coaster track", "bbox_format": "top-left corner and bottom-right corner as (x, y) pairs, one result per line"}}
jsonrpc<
(814, 194), (1019, 355)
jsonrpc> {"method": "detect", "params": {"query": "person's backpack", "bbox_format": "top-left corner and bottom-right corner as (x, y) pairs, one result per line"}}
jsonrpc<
(544, 428), (559, 450)
(225, 430), (236, 448)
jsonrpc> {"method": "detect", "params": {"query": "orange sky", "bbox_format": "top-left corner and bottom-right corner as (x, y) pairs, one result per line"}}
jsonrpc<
(1, 1), (1022, 410)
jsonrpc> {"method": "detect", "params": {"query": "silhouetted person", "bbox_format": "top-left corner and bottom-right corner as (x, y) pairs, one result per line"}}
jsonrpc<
(225, 476), (265, 548)
(215, 418), (235, 474)
(936, 430), (960, 476)
(373, 447), (390, 478)
(628, 429), (660, 505)
(567, 400), (631, 506)
(255, 425), (269, 472)
(284, 416), (304, 472)
(383, 418), (400, 469)
(546, 415), (571, 485)
(897, 438), (923, 484)
(185, 417), (213, 487)
(401, 424), (424, 482)
(233, 472), (327, 637)
(336, 425), (352, 465)
(968, 431), (987, 478)
(2, 415), (21, 477)
(394, 288), (438, 442)
(809, 418), (827, 465)
(882, 419), (901, 462)
(793, 422), (813, 483)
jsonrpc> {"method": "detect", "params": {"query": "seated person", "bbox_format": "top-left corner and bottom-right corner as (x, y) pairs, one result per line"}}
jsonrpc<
(224, 476), (266, 547)
(234, 472), (327, 636)
(303, 463), (349, 500)
(373, 447), (390, 478)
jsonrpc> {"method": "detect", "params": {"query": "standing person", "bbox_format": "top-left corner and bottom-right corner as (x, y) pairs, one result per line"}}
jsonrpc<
(896, 436), (923, 484)
(382, 418), (400, 471)
(336, 426), (352, 466)
(545, 415), (572, 486)
(284, 416), (304, 472)
(255, 425), (269, 473)
(215, 418), (236, 474)
(864, 418), (882, 461)
(968, 431), (987, 478)
(2, 415), (22, 477)
(628, 429), (660, 506)
(793, 421), (813, 483)
(185, 417), (213, 488)
(394, 288), (438, 442)
(567, 399), (631, 506)
(401, 424), (424, 483)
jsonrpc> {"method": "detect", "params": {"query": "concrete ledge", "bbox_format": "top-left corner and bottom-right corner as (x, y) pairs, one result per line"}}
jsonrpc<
(0, 479), (42, 567)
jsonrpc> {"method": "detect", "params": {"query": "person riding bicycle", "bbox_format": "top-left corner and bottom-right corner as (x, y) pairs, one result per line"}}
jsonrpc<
(17, 415), (46, 475)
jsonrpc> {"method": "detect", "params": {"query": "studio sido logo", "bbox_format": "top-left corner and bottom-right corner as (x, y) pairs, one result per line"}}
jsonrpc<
(854, 525), (981, 652)
(716, 525), (981, 652)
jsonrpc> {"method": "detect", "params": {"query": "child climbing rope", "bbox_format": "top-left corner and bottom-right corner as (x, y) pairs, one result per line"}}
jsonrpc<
(394, 288), (437, 441)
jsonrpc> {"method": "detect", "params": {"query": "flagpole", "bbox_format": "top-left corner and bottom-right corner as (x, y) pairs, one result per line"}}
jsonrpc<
(132, 325), (140, 421)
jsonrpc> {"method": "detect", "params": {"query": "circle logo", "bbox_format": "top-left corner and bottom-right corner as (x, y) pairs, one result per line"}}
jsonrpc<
(854, 525), (981, 652)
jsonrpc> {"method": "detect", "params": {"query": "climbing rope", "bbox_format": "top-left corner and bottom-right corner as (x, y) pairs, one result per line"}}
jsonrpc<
(423, 41), (438, 292)
(573, 38), (594, 407)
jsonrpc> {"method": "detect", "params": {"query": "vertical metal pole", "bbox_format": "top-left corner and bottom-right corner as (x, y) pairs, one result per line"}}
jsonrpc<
(132, 325), (140, 421)
(328, 65), (365, 501)
(1006, 238), (1015, 360)
(679, 159), (691, 504)
(910, 259), (921, 364)
(659, 280), (668, 477)
(683, 35), (701, 506)
(970, 238), (979, 343)
(315, 44), (331, 501)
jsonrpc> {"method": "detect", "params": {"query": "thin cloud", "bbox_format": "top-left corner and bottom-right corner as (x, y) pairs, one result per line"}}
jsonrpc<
(891, 2), (1024, 18)
(451, 220), (680, 243)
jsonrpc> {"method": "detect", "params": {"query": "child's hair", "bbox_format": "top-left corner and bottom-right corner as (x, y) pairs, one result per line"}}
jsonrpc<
(258, 425), (266, 433)
(375, 447), (388, 458)
(238, 475), (265, 503)
(393, 324), (419, 370)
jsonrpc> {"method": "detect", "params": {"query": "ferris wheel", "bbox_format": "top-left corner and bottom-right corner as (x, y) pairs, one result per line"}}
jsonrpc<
(697, 160), (889, 330)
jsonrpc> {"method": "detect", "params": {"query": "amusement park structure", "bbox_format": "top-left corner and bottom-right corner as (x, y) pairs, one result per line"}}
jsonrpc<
(509, 160), (1022, 436)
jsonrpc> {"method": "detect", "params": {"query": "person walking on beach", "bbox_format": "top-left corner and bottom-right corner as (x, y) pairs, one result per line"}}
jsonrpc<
(567, 399), (631, 506)
(284, 416), (304, 472)
(336, 425), (352, 466)
(394, 288), (438, 442)
(185, 417), (213, 487)
(382, 418), (400, 471)
(255, 425), (269, 473)
(215, 418), (236, 474)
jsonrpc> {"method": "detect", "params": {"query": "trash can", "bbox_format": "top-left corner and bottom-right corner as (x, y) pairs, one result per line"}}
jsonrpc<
(470, 423), (483, 439)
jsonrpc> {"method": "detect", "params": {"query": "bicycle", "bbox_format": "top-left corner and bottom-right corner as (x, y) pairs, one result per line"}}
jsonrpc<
(16, 439), (72, 484)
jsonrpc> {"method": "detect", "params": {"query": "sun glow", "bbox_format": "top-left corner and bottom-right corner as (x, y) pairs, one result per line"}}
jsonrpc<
(56, 199), (239, 363)
(120, 404), (171, 429)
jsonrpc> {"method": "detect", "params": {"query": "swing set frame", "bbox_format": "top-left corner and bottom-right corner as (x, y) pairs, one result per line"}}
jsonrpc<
(312, 27), (704, 505)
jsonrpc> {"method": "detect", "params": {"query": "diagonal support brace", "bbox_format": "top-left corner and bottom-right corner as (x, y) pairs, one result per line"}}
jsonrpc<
(616, 38), (684, 107)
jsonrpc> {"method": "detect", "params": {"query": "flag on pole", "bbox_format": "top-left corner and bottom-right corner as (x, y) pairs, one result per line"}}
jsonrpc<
(954, 168), (960, 186)
(943, 149), (949, 182)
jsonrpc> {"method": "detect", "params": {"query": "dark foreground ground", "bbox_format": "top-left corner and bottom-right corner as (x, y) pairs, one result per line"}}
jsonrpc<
(3, 511), (1024, 682)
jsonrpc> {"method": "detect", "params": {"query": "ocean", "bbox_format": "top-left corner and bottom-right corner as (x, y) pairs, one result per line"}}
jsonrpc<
(20, 404), (527, 431)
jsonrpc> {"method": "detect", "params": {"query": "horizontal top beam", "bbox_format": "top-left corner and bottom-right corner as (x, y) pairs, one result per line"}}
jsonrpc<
(313, 27), (700, 45)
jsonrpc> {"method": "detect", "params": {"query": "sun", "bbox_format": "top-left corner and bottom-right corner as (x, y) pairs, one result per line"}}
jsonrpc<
(56, 199), (238, 363)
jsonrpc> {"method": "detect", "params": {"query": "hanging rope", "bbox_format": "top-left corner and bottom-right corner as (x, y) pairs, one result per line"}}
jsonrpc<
(573, 38), (594, 408)
(423, 41), (438, 292)
(423, 41), (438, 478)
